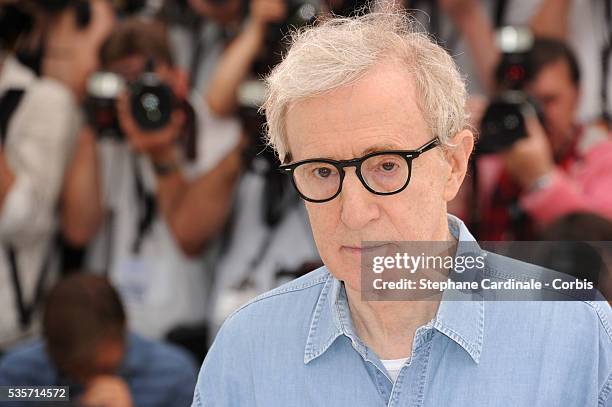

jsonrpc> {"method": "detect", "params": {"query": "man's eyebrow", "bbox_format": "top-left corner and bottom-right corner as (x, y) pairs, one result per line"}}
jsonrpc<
(360, 144), (404, 156)
(286, 144), (405, 164)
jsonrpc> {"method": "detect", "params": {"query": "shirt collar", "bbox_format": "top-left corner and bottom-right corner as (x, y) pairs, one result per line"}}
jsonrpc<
(304, 214), (485, 365)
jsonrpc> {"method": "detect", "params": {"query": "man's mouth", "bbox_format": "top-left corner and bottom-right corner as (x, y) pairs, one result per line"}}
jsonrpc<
(340, 243), (392, 256)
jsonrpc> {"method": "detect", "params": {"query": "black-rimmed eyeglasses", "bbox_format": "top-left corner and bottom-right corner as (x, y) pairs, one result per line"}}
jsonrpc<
(279, 137), (441, 203)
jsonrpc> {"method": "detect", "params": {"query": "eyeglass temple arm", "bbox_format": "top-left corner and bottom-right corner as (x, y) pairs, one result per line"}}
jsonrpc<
(415, 137), (441, 155)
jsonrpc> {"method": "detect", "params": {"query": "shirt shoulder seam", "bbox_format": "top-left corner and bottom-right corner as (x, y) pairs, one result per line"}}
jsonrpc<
(484, 261), (612, 340)
(225, 270), (330, 321)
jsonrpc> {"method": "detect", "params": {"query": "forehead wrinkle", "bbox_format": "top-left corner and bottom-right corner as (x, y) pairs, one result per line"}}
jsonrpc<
(285, 61), (430, 163)
(296, 132), (413, 162)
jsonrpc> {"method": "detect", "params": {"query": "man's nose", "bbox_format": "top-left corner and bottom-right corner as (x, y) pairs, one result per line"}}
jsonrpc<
(339, 168), (380, 231)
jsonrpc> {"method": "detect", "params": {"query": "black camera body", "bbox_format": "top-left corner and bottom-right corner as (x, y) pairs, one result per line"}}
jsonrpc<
(478, 92), (540, 154)
(129, 71), (175, 131)
(478, 27), (543, 155)
(85, 68), (175, 140)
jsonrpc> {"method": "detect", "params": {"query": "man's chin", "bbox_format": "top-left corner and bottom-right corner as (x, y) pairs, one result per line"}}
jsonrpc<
(327, 261), (361, 288)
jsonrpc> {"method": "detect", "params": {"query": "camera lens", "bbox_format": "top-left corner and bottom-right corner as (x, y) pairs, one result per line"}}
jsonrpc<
(141, 92), (162, 123)
(130, 74), (174, 131)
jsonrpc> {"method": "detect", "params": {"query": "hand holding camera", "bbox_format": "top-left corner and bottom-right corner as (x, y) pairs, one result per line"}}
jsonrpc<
(80, 375), (134, 407)
(500, 115), (555, 190)
(86, 59), (187, 162)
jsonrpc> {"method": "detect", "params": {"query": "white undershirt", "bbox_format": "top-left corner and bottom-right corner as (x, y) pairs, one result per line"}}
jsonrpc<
(381, 357), (409, 382)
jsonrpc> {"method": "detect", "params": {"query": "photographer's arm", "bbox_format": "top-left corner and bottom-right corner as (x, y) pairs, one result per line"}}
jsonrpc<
(504, 119), (612, 225)
(60, 127), (104, 246)
(205, 20), (266, 117)
(155, 143), (242, 257)
(205, 0), (286, 117)
(529, 0), (572, 41)
(0, 151), (16, 211)
(519, 128), (612, 223)
(440, 0), (500, 94)
(118, 96), (242, 257)
(520, 163), (612, 225)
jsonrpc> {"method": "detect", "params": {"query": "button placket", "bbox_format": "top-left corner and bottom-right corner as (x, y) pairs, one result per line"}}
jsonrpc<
(388, 331), (435, 407)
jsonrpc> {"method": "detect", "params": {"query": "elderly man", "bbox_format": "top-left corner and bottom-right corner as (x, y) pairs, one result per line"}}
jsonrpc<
(192, 12), (611, 406)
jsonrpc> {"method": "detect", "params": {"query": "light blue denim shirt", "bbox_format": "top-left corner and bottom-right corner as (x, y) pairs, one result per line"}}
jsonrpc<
(193, 215), (612, 406)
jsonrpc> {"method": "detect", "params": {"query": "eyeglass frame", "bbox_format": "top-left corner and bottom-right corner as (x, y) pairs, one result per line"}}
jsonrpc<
(278, 136), (441, 203)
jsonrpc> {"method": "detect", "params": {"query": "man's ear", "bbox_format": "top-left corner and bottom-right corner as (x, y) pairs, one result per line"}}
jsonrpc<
(442, 129), (474, 202)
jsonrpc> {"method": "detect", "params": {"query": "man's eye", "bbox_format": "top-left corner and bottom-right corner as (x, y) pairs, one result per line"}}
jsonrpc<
(315, 167), (332, 178)
(380, 162), (397, 172)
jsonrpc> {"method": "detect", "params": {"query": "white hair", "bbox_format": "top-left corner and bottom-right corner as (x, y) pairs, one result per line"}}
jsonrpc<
(262, 11), (469, 162)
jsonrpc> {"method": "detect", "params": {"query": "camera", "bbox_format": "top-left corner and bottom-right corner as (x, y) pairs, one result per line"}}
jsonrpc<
(478, 27), (543, 154)
(129, 69), (175, 130)
(85, 61), (175, 139)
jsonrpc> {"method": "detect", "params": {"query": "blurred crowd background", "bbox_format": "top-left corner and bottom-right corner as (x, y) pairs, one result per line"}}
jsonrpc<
(0, 0), (611, 405)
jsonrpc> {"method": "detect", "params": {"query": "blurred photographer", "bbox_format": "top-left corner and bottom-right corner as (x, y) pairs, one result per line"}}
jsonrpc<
(0, 0), (113, 350)
(526, 0), (610, 125)
(204, 0), (370, 117)
(0, 274), (198, 407)
(165, 0), (365, 101)
(162, 0), (244, 97)
(204, 0), (287, 117)
(472, 37), (612, 239)
(60, 18), (242, 347)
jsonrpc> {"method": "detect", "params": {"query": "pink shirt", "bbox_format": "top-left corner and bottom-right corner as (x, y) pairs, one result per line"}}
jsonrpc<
(476, 126), (612, 227)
